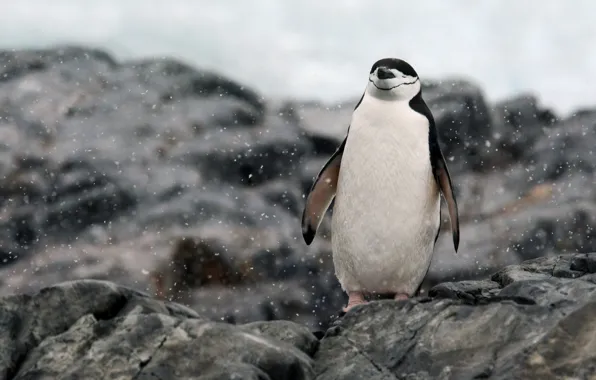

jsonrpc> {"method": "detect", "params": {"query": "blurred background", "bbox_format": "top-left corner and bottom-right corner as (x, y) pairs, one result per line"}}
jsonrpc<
(0, 0), (595, 330)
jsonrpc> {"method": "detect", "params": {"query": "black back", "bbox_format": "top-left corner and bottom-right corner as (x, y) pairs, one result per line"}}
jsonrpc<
(410, 92), (440, 167)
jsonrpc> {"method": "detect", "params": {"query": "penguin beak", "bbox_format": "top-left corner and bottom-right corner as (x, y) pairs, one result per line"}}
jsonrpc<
(376, 67), (396, 80)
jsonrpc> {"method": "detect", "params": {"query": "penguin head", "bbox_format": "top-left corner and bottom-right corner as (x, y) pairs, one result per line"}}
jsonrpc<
(366, 58), (421, 101)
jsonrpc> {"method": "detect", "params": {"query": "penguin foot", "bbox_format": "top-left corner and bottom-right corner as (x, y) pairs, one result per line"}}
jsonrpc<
(394, 293), (410, 301)
(342, 291), (367, 313)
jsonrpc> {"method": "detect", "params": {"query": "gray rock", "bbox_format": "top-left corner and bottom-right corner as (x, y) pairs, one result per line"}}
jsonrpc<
(314, 252), (596, 379)
(428, 279), (501, 303)
(489, 93), (557, 167)
(424, 99), (596, 286)
(0, 279), (316, 380)
(168, 118), (313, 187)
(423, 78), (493, 174)
(529, 109), (596, 182)
(1, 254), (595, 379)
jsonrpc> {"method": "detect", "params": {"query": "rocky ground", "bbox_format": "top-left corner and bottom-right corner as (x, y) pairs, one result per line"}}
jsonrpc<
(0, 45), (595, 332)
(0, 253), (594, 379)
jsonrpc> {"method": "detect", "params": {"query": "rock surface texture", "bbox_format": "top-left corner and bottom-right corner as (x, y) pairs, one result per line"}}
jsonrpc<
(0, 46), (595, 332)
(0, 279), (318, 380)
(1, 253), (594, 379)
(316, 252), (596, 380)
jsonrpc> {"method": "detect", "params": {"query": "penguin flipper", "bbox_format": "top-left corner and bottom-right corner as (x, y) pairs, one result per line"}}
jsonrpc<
(301, 138), (346, 245)
(433, 158), (460, 252)
(409, 91), (459, 252)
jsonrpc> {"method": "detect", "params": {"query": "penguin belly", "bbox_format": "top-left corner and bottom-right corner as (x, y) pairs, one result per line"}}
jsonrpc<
(331, 103), (441, 295)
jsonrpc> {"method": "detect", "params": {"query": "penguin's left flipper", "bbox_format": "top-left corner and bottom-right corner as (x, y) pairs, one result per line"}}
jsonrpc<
(432, 154), (460, 252)
(301, 137), (346, 245)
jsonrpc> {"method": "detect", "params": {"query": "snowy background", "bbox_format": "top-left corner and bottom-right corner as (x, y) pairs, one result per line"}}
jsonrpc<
(1, 0), (595, 114)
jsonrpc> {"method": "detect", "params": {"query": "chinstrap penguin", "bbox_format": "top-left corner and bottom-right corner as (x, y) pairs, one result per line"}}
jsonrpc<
(301, 57), (460, 313)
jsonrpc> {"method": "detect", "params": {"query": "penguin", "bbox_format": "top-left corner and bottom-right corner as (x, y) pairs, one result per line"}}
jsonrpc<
(301, 57), (459, 313)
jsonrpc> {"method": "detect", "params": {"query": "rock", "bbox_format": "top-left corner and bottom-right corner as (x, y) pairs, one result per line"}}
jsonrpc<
(0, 279), (316, 379)
(528, 109), (596, 183)
(1, 254), (595, 379)
(0, 46), (117, 84)
(145, 230), (341, 329)
(425, 188), (596, 287)
(423, 78), (493, 174)
(428, 279), (501, 303)
(314, 253), (596, 379)
(168, 117), (313, 187)
(490, 94), (557, 166)
(186, 281), (316, 326)
(150, 236), (247, 301)
(424, 104), (596, 287)
(240, 320), (319, 357)
(0, 45), (312, 269)
(117, 58), (266, 118)
(0, 222), (342, 330)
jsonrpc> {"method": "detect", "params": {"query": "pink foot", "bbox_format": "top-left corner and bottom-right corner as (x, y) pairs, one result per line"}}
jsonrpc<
(394, 293), (410, 301)
(342, 291), (367, 313)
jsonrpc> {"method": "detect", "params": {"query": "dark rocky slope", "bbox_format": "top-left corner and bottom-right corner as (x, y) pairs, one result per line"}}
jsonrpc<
(0, 46), (595, 331)
(0, 253), (594, 379)
(0, 279), (318, 380)
(316, 252), (596, 379)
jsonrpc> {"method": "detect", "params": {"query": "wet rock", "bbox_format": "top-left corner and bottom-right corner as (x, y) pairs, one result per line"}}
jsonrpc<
(0, 279), (316, 380)
(240, 320), (320, 357)
(428, 279), (501, 304)
(315, 253), (596, 379)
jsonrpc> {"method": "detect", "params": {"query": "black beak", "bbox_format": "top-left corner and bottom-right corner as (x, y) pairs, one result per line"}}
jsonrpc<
(377, 67), (396, 80)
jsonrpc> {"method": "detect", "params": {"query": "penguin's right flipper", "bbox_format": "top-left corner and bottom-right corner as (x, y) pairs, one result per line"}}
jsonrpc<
(433, 156), (460, 252)
(301, 137), (346, 245)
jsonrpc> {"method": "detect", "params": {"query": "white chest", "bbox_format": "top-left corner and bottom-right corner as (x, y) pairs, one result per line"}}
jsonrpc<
(351, 97), (430, 144)
(340, 96), (435, 200)
(330, 96), (441, 294)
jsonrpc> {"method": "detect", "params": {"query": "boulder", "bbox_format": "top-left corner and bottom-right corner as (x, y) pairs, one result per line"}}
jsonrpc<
(0, 279), (317, 380)
(1, 254), (594, 379)
(314, 253), (596, 379)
